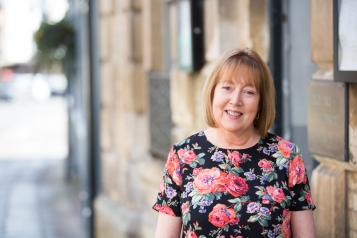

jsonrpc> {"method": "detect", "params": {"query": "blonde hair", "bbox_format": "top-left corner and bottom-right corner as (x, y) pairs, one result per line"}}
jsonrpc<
(203, 48), (276, 138)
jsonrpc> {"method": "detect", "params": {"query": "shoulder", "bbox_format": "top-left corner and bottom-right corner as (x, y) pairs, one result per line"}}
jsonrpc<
(261, 133), (303, 173)
(172, 131), (205, 150)
(264, 132), (301, 155)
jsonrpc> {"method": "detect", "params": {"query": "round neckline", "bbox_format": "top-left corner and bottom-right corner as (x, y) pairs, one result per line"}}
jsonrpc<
(201, 130), (262, 151)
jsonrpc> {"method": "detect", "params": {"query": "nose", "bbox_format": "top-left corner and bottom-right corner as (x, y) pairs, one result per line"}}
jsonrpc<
(229, 89), (243, 106)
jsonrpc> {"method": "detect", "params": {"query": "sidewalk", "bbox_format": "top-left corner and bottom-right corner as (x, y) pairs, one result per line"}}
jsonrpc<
(0, 159), (86, 238)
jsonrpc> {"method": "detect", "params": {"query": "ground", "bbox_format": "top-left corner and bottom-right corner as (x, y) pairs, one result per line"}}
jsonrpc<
(0, 97), (85, 238)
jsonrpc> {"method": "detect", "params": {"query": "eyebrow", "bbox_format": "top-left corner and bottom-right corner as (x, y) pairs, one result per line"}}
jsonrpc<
(218, 80), (256, 87)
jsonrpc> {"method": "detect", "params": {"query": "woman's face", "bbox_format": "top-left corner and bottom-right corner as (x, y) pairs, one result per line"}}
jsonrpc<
(212, 65), (260, 135)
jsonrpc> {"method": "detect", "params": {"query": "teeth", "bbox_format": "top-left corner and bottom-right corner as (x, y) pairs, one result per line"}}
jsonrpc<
(226, 110), (242, 116)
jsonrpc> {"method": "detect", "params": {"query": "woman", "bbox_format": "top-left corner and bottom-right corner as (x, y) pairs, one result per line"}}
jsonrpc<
(153, 48), (316, 238)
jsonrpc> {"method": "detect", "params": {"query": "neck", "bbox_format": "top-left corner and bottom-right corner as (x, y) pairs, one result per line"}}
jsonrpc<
(206, 127), (260, 149)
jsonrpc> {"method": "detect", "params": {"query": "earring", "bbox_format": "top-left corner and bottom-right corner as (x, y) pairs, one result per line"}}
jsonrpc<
(255, 113), (260, 120)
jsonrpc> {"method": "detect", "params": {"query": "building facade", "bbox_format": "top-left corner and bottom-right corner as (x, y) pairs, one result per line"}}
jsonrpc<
(77, 0), (357, 237)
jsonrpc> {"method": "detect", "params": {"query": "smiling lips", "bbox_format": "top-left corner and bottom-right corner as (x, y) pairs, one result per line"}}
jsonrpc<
(225, 110), (243, 118)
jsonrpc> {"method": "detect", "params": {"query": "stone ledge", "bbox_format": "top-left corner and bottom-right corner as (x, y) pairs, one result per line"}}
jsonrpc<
(95, 195), (141, 238)
(314, 155), (357, 172)
(311, 163), (346, 238)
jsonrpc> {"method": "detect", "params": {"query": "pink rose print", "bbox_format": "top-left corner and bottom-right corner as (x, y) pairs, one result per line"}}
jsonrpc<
(153, 204), (175, 216)
(193, 168), (227, 194)
(262, 194), (271, 204)
(228, 151), (242, 167)
(258, 159), (273, 172)
(186, 230), (198, 238)
(306, 191), (313, 205)
(277, 140), (292, 158)
(181, 202), (190, 215)
(165, 148), (182, 186)
(193, 167), (203, 176)
(225, 173), (249, 197)
(281, 209), (291, 238)
(266, 186), (286, 203)
(178, 148), (197, 164)
(288, 155), (307, 187)
(208, 204), (239, 228)
(159, 181), (165, 194)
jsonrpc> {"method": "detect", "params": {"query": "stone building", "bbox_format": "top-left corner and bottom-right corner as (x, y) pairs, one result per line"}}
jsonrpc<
(69, 0), (357, 237)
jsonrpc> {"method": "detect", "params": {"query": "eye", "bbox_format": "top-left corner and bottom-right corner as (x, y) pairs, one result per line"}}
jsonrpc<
(222, 86), (231, 90)
(243, 89), (257, 95)
(219, 82), (233, 91)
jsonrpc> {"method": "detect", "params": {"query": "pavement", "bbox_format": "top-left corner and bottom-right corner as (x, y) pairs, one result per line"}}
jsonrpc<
(0, 97), (86, 238)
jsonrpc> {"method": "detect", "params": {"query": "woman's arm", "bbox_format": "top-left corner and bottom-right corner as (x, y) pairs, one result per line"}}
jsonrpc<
(155, 212), (182, 238)
(291, 210), (316, 238)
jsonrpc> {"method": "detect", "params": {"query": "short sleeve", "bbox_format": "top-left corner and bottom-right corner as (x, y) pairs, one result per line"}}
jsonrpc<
(152, 146), (183, 217)
(287, 152), (316, 211)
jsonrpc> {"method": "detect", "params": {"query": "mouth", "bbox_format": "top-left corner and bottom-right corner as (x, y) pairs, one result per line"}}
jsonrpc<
(225, 110), (243, 117)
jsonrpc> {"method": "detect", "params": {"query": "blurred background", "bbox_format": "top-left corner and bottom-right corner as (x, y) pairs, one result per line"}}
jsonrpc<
(0, 0), (85, 238)
(0, 0), (356, 238)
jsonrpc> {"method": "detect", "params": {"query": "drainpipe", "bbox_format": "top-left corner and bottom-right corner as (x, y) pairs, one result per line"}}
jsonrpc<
(269, 0), (283, 136)
(87, 0), (101, 237)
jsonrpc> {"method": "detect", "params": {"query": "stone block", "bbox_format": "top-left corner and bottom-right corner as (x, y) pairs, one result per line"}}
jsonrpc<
(100, 62), (114, 108)
(132, 11), (143, 63)
(349, 211), (357, 232)
(218, 0), (252, 53)
(352, 145), (357, 165)
(351, 83), (357, 162)
(114, 113), (148, 161)
(121, 64), (148, 114)
(204, 0), (219, 62)
(117, 159), (132, 206)
(142, 0), (163, 71)
(348, 172), (357, 192)
(110, 113), (149, 208)
(348, 189), (357, 212)
(350, 84), (357, 150)
(170, 68), (197, 137)
(311, 0), (333, 68)
(115, 63), (146, 113)
(99, 17), (111, 62)
(137, 158), (165, 209)
(350, 230), (357, 238)
(95, 195), (141, 238)
(114, 13), (133, 64)
(169, 3), (178, 62)
(115, 0), (142, 12)
(105, 127), (131, 206)
(193, 72), (207, 130)
(311, 163), (346, 238)
(249, 0), (269, 61)
(136, 159), (167, 238)
(113, 12), (143, 64)
(99, 0), (114, 16)
(219, 0), (241, 20)
(100, 108), (112, 152)
(101, 152), (120, 201)
(140, 223), (156, 238)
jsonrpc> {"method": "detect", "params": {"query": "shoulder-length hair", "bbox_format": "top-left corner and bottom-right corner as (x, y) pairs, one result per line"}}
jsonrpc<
(202, 48), (276, 138)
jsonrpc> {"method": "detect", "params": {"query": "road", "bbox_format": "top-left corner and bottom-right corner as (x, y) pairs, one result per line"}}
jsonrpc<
(0, 97), (85, 238)
(0, 98), (67, 159)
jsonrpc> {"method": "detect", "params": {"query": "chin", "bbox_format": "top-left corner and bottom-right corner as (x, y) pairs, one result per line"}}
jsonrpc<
(219, 126), (243, 133)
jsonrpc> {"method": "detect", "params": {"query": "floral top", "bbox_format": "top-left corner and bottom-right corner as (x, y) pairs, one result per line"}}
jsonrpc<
(153, 131), (316, 238)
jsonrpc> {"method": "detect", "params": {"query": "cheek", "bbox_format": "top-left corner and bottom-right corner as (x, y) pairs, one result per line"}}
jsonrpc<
(212, 93), (222, 109)
(212, 97), (224, 120)
(212, 96), (227, 115)
(249, 98), (260, 112)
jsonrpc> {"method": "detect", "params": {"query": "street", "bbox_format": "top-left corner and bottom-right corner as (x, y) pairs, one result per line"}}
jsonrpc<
(0, 97), (85, 238)
(0, 98), (67, 159)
